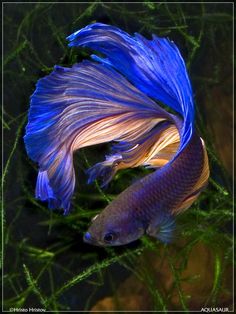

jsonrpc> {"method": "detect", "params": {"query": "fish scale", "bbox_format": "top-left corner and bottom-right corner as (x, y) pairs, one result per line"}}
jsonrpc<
(112, 132), (204, 226)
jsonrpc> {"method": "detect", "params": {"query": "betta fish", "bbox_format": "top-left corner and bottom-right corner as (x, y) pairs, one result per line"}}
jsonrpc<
(24, 23), (209, 247)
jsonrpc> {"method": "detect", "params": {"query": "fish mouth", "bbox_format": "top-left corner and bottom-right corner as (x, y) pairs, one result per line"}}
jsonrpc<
(83, 232), (104, 247)
(83, 232), (94, 243)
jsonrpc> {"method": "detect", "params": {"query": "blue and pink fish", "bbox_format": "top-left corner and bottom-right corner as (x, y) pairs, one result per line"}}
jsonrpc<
(24, 23), (209, 246)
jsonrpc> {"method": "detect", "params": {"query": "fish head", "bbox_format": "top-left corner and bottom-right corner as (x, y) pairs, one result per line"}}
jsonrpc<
(83, 208), (144, 246)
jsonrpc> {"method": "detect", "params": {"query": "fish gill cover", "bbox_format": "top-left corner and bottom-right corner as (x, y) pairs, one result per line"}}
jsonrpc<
(2, 2), (233, 312)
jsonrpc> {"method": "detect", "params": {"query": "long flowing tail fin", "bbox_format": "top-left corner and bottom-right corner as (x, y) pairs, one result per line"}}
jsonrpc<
(25, 23), (195, 212)
(24, 62), (173, 212)
(67, 23), (194, 155)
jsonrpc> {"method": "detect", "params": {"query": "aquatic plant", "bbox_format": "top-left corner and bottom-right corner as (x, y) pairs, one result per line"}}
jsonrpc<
(2, 2), (233, 311)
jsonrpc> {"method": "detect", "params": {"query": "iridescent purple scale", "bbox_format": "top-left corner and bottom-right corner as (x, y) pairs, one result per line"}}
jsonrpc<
(99, 132), (204, 228)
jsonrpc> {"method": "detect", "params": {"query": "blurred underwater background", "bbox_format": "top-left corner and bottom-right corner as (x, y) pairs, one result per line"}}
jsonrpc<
(2, 2), (234, 312)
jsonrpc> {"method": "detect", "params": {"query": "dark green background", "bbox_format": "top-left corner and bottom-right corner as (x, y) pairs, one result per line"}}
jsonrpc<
(3, 2), (233, 311)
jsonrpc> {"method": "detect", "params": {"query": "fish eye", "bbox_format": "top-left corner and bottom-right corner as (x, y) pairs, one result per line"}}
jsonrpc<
(103, 232), (117, 243)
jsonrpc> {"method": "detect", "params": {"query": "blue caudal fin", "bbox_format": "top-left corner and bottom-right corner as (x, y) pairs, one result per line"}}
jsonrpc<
(35, 171), (62, 210)
(24, 61), (172, 212)
(67, 23), (194, 154)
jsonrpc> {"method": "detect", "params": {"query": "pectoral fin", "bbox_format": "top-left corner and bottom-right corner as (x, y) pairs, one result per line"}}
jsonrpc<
(146, 214), (175, 244)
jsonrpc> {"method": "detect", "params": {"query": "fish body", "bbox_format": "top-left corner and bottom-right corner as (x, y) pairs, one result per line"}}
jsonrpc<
(24, 23), (209, 246)
(84, 129), (206, 246)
